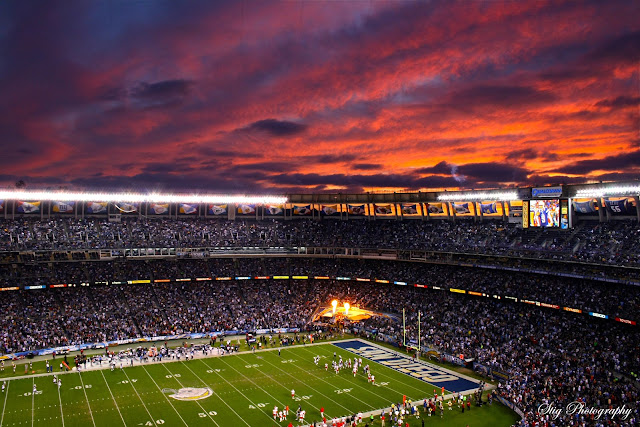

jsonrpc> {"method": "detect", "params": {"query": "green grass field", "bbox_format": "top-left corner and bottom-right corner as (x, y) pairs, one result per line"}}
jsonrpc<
(0, 341), (519, 427)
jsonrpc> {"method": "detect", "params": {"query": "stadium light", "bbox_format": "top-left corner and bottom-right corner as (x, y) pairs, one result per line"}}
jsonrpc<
(575, 186), (640, 198)
(0, 190), (288, 205)
(344, 302), (350, 315)
(437, 192), (519, 201)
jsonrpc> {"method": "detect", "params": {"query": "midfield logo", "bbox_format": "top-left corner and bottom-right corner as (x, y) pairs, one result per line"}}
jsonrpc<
(163, 387), (213, 401)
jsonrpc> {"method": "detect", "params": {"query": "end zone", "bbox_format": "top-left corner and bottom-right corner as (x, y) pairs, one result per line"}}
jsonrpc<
(333, 339), (481, 393)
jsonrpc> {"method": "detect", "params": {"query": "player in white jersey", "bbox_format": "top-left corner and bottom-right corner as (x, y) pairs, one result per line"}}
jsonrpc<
(273, 405), (278, 420)
(325, 363), (328, 371)
(1, 382), (5, 392)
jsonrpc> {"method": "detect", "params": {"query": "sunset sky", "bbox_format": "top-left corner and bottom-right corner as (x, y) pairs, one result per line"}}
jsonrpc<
(0, 0), (638, 194)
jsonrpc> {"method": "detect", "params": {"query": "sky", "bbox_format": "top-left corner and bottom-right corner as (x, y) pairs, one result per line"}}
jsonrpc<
(0, 0), (638, 194)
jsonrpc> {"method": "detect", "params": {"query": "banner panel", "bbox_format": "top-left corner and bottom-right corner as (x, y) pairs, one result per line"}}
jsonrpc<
(208, 204), (227, 215)
(237, 204), (256, 215)
(178, 203), (197, 214)
(17, 201), (40, 213)
(52, 201), (75, 213)
(293, 205), (312, 215)
(149, 203), (170, 215)
(86, 202), (107, 214)
(347, 204), (365, 215)
(265, 204), (284, 215)
(321, 205), (339, 216)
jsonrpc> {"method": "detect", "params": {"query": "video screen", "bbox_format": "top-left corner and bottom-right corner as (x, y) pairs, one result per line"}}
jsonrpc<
(530, 199), (560, 227)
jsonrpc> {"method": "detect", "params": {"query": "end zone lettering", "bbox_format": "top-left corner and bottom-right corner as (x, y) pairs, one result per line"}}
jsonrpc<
(342, 345), (458, 381)
(334, 339), (480, 392)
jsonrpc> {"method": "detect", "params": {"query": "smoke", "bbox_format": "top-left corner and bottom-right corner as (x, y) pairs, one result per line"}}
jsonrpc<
(450, 164), (467, 183)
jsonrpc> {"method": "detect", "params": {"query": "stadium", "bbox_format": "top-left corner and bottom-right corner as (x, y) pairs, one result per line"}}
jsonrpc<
(2, 1), (639, 426)
(0, 182), (638, 427)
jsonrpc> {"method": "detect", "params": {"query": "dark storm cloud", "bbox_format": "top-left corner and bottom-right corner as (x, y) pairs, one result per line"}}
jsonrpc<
(243, 119), (308, 137)
(553, 150), (640, 175)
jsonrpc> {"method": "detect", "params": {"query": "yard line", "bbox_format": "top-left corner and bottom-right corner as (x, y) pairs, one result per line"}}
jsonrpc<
(77, 372), (97, 427)
(159, 363), (221, 426)
(122, 367), (158, 426)
(31, 378), (34, 427)
(185, 360), (276, 426)
(256, 352), (368, 414)
(298, 345), (422, 401)
(202, 357), (286, 408)
(140, 365), (189, 427)
(99, 370), (126, 426)
(0, 380), (9, 427)
(56, 376), (65, 427)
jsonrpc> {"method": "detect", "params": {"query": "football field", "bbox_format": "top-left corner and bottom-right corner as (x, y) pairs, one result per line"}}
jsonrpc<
(0, 340), (519, 426)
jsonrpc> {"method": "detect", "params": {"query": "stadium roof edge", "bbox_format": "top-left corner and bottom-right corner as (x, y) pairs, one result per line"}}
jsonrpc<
(0, 180), (638, 204)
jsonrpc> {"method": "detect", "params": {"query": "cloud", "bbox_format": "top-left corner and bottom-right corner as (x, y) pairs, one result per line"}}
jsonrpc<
(416, 161), (451, 175)
(243, 119), (308, 137)
(351, 163), (381, 171)
(594, 96), (640, 109)
(0, 1), (637, 192)
(300, 154), (358, 164)
(132, 79), (193, 100)
(449, 85), (555, 109)
(553, 150), (640, 175)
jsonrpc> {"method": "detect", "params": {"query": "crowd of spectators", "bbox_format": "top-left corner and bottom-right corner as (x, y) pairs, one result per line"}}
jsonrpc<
(0, 218), (638, 425)
(1, 258), (637, 425)
(1, 217), (639, 266)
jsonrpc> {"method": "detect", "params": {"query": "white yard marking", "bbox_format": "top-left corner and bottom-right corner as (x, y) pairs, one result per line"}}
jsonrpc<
(99, 370), (126, 426)
(122, 368), (157, 425)
(31, 378), (34, 427)
(56, 377), (65, 427)
(77, 373), (96, 427)
(140, 365), (188, 426)
(0, 380), (9, 427)
(159, 364), (221, 426)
